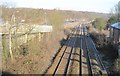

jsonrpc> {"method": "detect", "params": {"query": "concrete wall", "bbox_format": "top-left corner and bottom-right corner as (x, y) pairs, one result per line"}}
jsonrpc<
(113, 29), (119, 44)
(110, 27), (120, 44)
(109, 27), (120, 57)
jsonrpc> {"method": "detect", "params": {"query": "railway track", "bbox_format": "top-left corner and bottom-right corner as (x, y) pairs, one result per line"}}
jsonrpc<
(44, 24), (107, 75)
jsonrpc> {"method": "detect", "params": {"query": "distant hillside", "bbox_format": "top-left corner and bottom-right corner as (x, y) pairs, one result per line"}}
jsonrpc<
(62, 10), (110, 20)
(2, 8), (110, 24)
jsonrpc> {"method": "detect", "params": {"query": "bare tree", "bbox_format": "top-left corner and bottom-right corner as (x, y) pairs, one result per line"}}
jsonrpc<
(1, 1), (17, 61)
(8, 14), (16, 60)
(112, 1), (120, 21)
(108, 1), (120, 24)
(0, 1), (16, 8)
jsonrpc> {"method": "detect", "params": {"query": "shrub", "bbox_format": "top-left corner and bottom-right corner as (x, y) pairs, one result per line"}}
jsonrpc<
(114, 58), (120, 74)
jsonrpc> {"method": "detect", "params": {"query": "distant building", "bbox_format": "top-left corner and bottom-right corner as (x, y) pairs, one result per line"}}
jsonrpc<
(109, 22), (120, 44)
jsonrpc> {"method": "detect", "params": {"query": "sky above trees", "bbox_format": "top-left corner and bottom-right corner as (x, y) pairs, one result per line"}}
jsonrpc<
(0, 0), (119, 13)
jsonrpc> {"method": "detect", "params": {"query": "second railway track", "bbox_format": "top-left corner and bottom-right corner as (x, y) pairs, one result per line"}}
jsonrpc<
(44, 24), (108, 75)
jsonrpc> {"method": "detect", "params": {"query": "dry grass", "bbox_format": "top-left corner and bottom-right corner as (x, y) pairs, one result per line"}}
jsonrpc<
(2, 7), (66, 74)
(2, 30), (65, 74)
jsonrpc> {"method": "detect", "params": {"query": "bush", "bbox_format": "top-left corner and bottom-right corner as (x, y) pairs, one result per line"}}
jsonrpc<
(48, 11), (64, 32)
(114, 58), (120, 74)
(92, 18), (107, 31)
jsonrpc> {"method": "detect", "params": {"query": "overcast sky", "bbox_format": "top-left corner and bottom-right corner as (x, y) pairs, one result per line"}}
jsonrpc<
(1, 0), (119, 13)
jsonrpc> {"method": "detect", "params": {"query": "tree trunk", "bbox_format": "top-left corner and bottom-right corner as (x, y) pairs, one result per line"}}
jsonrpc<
(9, 31), (13, 60)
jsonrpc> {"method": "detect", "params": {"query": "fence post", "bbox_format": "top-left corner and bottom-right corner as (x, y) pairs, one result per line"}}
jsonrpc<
(118, 45), (120, 57)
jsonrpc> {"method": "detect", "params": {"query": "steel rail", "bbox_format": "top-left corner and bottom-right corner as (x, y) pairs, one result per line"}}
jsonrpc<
(84, 25), (107, 75)
(52, 26), (78, 76)
(79, 25), (83, 76)
(83, 26), (93, 76)
(64, 25), (80, 75)
(89, 37), (108, 74)
(84, 25), (107, 74)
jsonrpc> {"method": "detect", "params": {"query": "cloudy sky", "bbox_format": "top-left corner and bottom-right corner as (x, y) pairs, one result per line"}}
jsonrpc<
(1, 0), (119, 13)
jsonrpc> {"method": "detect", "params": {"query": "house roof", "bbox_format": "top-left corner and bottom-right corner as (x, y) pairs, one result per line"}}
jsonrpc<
(111, 22), (120, 30)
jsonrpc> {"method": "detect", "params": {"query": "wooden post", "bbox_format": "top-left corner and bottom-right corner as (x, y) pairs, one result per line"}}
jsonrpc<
(119, 31), (120, 42)
(39, 32), (41, 41)
(41, 33), (43, 39)
(118, 45), (120, 57)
